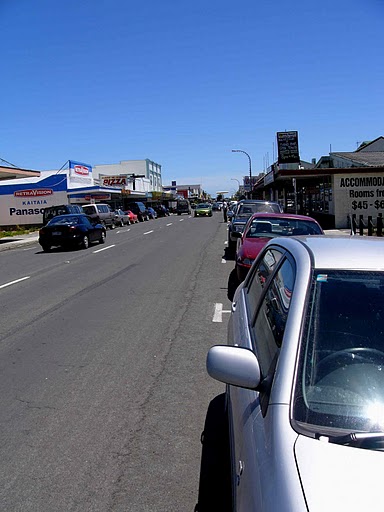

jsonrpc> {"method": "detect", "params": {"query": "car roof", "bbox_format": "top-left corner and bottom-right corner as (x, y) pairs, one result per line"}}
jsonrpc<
(247, 212), (319, 222)
(269, 235), (384, 271)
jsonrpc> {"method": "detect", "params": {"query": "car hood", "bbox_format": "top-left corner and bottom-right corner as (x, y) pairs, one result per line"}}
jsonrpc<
(240, 236), (271, 259)
(295, 434), (383, 512)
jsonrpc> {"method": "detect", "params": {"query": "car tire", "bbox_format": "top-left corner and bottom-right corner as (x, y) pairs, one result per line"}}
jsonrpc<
(81, 235), (89, 249)
(99, 231), (106, 244)
(110, 221), (115, 230)
(41, 244), (51, 252)
(119, 220), (124, 227)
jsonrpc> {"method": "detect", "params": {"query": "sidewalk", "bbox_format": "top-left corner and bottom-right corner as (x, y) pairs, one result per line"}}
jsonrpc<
(0, 231), (39, 252)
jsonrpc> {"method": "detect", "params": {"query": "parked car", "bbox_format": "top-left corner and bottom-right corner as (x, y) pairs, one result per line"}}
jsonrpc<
(207, 236), (384, 512)
(39, 214), (106, 251)
(176, 199), (191, 215)
(147, 207), (157, 219)
(155, 204), (169, 217)
(82, 203), (116, 229)
(227, 200), (282, 252)
(234, 213), (323, 281)
(114, 209), (130, 226)
(43, 204), (84, 225)
(212, 202), (222, 211)
(124, 209), (139, 224)
(194, 203), (213, 217)
(125, 202), (149, 222)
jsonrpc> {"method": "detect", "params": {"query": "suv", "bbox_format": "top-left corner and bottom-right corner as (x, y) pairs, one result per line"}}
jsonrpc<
(82, 203), (116, 229)
(125, 202), (149, 222)
(43, 204), (84, 225)
(227, 200), (282, 252)
(176, 199), (191, 215)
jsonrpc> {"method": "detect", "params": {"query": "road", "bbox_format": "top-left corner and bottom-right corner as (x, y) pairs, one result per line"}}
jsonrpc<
(0, 213), (231, 511)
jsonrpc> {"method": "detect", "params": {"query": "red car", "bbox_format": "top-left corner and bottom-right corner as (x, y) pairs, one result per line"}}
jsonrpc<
(124, 210), (139, 224)
(233, 213), (323, 282)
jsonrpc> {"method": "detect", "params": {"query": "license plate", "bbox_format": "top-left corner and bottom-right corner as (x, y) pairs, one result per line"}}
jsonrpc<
(52, 231), (61, 236)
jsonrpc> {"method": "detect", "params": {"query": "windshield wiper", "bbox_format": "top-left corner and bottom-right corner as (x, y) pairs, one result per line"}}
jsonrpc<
(318, 432), (384, 445)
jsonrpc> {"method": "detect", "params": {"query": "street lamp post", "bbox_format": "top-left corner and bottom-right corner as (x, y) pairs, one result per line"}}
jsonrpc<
(231, 149), (252, 199)
(231, 178), (240, 197)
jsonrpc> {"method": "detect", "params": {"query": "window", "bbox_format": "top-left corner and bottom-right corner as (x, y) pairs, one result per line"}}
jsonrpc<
(247, 248), (283, 315)
(252, 258), (295, 378)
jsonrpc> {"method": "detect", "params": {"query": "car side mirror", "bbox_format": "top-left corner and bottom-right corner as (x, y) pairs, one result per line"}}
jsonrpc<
(232, 231), (242, 238)
(227, 211), (234, 218)
(206, 345), (261, 389)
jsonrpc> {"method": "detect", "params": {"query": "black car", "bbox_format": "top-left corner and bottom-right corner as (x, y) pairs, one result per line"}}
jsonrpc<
(125, 202), (150, 222)
(39, 214), (106, 252)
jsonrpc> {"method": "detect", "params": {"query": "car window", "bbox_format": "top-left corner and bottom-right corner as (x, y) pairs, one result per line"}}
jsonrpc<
(237, 203), (280, 216)
(246, 217), (322, 238)
(247, 248), (283, 315)
(82, 206), (95, 215)
(47, 215), (80, 225)
(252, 257), (295, 377)
(294, 270), (384, 436)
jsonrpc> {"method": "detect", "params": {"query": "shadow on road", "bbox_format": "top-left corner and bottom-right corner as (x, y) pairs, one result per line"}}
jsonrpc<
(194, 393), (232, 512)
(227, 269), (240, 302)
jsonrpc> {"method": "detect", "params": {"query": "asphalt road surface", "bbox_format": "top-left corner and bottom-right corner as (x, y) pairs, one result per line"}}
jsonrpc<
(0, 213), (232, 511)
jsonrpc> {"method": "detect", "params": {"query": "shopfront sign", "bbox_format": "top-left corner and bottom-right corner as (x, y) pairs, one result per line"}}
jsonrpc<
(101, 175), (128, 187)
(333, 173), (384, 228)
(69, 160), (93, 187)
(277, 131), (300, 164)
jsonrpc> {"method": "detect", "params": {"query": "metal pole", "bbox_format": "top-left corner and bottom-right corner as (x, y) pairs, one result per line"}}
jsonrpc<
(231, 150), (252, 199)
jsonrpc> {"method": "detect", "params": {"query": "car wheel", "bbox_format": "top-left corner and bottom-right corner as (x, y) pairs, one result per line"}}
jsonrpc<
(194, 213), (197, 217)
(99, 231), (106, 244)
(41, 244), (51, 252)
(81, 235), (89, 249)
(119, 220), (124, 227)
(110, 221), (115, 230)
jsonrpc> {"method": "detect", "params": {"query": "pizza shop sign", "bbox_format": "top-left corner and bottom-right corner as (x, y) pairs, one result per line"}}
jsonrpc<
(101, 175), (128, 187)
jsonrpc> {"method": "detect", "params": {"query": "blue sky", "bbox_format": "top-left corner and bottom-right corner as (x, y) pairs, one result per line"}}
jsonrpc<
(1, 0), (383, 196)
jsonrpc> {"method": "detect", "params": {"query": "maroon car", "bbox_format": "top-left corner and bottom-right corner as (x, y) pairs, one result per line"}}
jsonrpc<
(234, 213), (323, 282)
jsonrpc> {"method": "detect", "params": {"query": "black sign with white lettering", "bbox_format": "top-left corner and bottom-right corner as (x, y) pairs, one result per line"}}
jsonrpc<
(277, 131), (300, 164)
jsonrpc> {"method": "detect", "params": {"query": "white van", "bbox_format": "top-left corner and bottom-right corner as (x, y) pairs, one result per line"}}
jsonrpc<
(82, 204), (116, 229)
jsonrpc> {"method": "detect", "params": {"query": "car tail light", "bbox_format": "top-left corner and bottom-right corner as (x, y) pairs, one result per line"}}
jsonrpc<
(39, 228), (45, 235)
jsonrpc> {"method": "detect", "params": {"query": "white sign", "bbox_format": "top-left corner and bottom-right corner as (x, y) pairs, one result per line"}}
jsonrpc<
(333, 173), (384, 228)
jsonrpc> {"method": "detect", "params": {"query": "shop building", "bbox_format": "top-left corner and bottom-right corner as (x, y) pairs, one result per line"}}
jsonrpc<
(0, 161), (121, 227)
(94, 159), (163, 193)
(253, 137), (384, 229)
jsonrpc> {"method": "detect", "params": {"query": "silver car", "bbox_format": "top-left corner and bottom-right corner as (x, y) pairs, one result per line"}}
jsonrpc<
(207, 236), (384, 512)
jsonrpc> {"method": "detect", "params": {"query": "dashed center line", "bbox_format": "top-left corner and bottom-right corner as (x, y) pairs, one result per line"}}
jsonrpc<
(143, 230), (154, 235)
(166, 223), (172, 226)
(93, 244), (116, 253)
(0, 276), (31, 290)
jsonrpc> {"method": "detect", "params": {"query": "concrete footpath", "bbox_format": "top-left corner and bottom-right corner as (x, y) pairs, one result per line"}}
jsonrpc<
(0, 228), (352, 252)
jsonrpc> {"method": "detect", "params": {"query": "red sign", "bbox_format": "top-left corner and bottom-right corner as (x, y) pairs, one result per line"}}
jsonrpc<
(74, 165), (90, 176)
(14, 189), (53, 197)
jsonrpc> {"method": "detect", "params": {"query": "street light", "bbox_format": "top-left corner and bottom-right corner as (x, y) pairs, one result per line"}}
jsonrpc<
(232, 149), (252, 199)
(231, 178), (240, 198)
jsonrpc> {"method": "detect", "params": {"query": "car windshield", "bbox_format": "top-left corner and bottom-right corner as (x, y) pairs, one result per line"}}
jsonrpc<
(47, 215), (80, 225)
(245, 217), (322, 238)
(197, 203), (210, 208)
(237, 203), (280, 216)
(294, 270), (384, 438)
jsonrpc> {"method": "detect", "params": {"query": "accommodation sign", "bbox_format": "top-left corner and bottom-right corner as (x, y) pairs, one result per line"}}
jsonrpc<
(339, 175), (384, 211)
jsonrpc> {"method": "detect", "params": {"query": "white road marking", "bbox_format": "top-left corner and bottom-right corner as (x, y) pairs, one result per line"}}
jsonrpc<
(143, 230), (153, 235)
(0, 276), (31, 290)
(224, 241), (228, 245)
(221, 258), (226, 263)
(93, 245), (116, 253)
(23, 247), (36, 251)
(179, 219), (184, 222)
(166, 223), (172, 226)
(213, 303), (231, 322)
